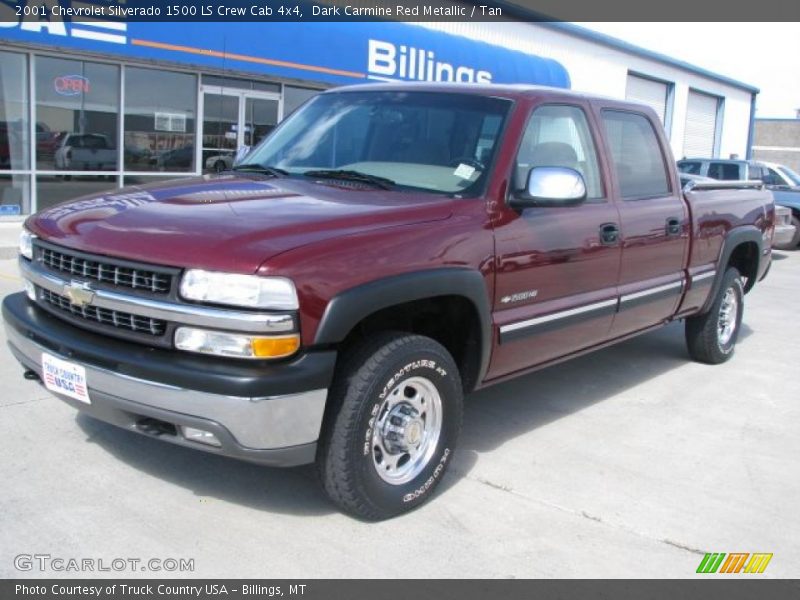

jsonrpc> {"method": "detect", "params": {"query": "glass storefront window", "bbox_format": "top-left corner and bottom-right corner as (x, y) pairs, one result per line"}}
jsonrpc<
(244, 97), (278, 147)
(283, 86), (320, 117)
(202, 93), (239, 172)
(36, 174), (119, 212)
(202, 75), (280, 94)
(125, 67), (197, 172)
(2, 51), (311, 215)
(0, 51), (29, 171)
(0, 174), (31, 216)
(123, 175), (192, 187)
(35, 57), (119, 172)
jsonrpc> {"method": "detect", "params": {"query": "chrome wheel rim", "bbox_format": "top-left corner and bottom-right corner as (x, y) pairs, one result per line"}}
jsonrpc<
(717, 287), (738, 346)
(371, 376), (443, 485)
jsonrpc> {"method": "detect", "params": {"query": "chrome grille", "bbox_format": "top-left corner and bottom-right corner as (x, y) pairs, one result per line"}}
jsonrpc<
(40, 247), (171, 294)
(40, 288), (167, 336)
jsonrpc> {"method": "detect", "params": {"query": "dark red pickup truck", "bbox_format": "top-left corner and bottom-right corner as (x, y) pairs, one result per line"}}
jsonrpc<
(4, 84), (775, 519)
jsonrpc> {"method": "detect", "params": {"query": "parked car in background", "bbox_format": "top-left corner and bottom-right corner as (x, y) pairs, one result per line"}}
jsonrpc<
(679, 158), (800, 250)
(678, 158), (799, 190)
(771, 191), (800, 249)
(35, 122), (63, 160)
(153, 146), (194, 170)
(205, 153), (234, 173)
(773, 206), (798, 250)
(54, 133), (117, 173)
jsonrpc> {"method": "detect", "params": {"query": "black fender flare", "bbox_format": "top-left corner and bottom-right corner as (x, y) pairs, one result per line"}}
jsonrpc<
(702, 226), (763, 313)
(314, 268), (493, 385)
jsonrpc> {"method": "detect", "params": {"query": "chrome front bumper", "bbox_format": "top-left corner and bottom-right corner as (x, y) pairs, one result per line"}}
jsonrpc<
(6, 320), (328, 466)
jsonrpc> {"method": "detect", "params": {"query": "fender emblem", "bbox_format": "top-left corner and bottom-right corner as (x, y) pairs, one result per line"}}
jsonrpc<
(501, 290), (538, 304)
(63, 281), (95, 307)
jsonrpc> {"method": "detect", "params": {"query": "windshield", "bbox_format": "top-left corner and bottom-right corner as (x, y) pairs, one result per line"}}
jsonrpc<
(244, 91), (511, 194)
(777, 165), (800, 186)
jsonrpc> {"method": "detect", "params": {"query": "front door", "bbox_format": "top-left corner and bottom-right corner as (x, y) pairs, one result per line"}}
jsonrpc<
(489, 102), (622, 380)
(200, 88), (280, 174)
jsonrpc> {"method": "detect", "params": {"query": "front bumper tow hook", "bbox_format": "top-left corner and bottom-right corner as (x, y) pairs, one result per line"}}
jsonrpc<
(23, 369), (40, 381)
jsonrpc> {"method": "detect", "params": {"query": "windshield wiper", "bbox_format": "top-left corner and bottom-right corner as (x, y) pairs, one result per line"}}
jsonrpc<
(232, 163), (288, 177)
(303, 169), (395, 190)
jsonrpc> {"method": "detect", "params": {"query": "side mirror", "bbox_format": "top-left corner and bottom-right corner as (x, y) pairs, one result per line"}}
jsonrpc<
(233, 145), (251, 166)
(511, 167), (587, 209)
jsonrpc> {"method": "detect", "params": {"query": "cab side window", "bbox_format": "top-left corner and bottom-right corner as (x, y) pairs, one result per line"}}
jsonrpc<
(601, 110), (670, 199)
(763, 168), (785, 186)
(515, 105), (603, 200)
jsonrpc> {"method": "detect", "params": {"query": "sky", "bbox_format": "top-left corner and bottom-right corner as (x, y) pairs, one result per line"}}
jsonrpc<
(577, 23), (800, 118)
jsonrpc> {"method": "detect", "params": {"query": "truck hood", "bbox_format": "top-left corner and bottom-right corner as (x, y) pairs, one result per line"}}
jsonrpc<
(27, 173), (455, 273)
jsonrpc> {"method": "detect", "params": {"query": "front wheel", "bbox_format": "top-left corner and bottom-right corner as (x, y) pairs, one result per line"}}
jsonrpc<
(685, 267), (744, 364)
(317, 333), (463, 520)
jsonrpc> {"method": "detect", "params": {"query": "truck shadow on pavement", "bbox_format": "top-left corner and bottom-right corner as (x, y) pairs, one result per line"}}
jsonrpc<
(76, 320), (753, 517)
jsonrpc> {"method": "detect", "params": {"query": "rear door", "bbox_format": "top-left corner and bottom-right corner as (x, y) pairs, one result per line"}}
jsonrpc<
(596, 106), (689, 337)
(489, 101), (622, 380)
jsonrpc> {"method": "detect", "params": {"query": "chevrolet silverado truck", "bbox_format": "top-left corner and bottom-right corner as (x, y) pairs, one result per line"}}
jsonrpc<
(4, 84), (775, 520)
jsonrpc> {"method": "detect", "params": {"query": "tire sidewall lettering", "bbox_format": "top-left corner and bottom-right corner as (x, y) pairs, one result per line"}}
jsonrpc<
(403, 448), (450, 503)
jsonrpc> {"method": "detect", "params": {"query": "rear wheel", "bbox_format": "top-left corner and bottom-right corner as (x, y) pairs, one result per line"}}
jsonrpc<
(317, 332), (462, 520)
(685, 267), (744, 364)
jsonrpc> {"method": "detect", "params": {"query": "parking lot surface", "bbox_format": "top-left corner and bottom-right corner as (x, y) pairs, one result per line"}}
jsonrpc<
(0, 252), (797, 578)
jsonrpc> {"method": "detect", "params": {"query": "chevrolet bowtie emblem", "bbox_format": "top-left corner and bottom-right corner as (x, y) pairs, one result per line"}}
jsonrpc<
(63, 282), (95, 308)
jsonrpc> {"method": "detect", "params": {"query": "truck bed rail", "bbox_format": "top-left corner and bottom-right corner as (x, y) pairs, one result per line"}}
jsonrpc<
(684, 179), (765, 192)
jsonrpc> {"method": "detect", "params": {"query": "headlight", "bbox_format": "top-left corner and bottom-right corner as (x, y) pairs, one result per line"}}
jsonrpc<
(179, 269), (298, 310)
(23, 279), (36, 301)
(19, 229), (34, 260)
(174, 327), (300, 359)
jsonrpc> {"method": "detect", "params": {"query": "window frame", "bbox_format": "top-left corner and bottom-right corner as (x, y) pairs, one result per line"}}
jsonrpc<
(124, 65), (199, 174)
(0, 49), (31, 217)
(600, 108), (674, 202)
(509, 102), (608, 205)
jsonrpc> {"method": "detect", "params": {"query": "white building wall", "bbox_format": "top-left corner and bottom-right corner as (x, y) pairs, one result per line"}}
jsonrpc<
(413, 21), (754, 160)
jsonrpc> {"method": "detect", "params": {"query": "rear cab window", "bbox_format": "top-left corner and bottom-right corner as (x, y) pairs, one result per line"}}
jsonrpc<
(708, 162), (741, 180)
(601, 110), (670, 199)
(678, 161), (703, 175)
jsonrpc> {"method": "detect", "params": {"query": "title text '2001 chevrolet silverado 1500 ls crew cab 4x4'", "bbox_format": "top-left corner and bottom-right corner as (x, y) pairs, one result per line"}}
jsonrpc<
(4, 84), (775, 520)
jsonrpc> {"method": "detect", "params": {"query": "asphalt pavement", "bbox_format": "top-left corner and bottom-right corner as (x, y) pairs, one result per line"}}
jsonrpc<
(0, 250), (797, 578)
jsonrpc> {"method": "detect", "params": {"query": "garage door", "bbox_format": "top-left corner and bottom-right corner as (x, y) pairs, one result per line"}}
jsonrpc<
(683, 90), (720, 158)
(626, 73), (669, 124)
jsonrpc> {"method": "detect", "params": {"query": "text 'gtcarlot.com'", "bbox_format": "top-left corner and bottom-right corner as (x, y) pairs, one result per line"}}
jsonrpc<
(13, 553), (194, 573)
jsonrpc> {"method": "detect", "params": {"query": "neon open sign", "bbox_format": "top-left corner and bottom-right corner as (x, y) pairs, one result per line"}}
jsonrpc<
(54, 75), (90, 96)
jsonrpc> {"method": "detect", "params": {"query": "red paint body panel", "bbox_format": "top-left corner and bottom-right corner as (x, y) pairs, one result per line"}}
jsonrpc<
(26, 175), (454, 273)
(24, 84), (775, 386)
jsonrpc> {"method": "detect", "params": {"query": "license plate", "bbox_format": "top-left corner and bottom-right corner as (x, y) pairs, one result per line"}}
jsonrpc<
(41, 353), (91, 405)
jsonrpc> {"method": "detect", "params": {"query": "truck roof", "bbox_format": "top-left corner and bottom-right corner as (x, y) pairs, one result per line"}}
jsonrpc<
(326, 81), (643, 107)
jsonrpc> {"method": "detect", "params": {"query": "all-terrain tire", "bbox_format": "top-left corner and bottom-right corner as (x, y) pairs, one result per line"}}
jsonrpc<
(685, 267), (744, 364)
(317, 332), (463, 520)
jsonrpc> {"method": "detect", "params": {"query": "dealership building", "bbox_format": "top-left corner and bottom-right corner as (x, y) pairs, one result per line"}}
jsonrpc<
(0, 7), (759, 218)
